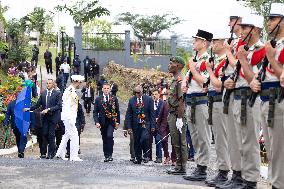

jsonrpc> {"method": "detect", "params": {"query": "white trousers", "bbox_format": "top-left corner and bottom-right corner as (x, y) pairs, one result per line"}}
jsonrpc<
(56, 120), (79, 159)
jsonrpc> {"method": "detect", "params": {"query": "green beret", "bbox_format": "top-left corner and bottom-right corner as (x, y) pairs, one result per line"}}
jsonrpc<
(170, 56), (185, 66)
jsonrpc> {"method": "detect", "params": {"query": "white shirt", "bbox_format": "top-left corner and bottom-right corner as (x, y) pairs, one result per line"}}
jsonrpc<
(235, 40), (264, 88)
(187, 52), (210, 94)
(45, 89), (53, 107)
(60, 63), (70, 74)
(86, 87), (91, 98)
(265, 37), (284, 82)
(103, 94), (110, 102)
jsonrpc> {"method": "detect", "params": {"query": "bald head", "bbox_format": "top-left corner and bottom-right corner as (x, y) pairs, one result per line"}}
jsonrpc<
(134, 85), (143, 98)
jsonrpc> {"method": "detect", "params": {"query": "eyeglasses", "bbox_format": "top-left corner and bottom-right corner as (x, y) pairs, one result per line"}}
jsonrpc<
(134, 91), (141, 94)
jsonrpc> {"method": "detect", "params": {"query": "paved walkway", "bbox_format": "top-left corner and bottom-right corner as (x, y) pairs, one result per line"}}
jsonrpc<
(0, 67), (270, 188)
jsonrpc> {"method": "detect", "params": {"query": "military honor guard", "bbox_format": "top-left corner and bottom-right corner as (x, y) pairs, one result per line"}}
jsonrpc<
(166, 56), (187, 175)
(93, 83), (120, 162)
(55, 75), (84, 161)
(250, 3), (284, 189)
(204, 33), (230, 187)
(182, 30), (213, 181)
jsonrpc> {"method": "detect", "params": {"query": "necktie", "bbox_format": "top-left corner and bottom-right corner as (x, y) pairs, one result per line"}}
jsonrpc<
(46, 91), (51, 108)
(155, 100), (158, 108)
(106, 95), (109, 102)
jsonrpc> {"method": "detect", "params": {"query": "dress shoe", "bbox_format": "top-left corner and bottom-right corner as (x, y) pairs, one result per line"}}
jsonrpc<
(46, 155), (55, 159)
(166, 167), (186, 175)
(40, 154), (46, 159)
(104, 157), (109, 162)
(130, 158), (135, 162)
(78, 149), (81, 154)
(163, 157), (170, 165)
(272, 186), (278, 189)
(55, 155), (68, 161)
(133, 159), (142, 164)
(205, 169), (229, 187)
(108, 157), (113, 161)
(154, 158), (162, 163)
(143, 157), (149, 163)
(18, 153), (24, 158)
(188, 157), (195, 162)
(70, 157), (83, 162)
(183, 165), (207, 181)
(65, 154), (70, 158)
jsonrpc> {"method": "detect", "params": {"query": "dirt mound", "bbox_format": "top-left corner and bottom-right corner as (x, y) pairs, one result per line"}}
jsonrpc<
(103, 62), (172, 102)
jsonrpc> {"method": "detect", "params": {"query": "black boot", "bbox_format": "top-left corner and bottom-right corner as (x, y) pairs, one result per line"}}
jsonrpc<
(272, 186), (278, 189)
(205, 169), (229, 187)
(218, 170), (243, 189)
(243, 180), (257, 189)
(183, 165), (207, 181)
(167, 167), (186, 175)
(18, 153), (24, 158)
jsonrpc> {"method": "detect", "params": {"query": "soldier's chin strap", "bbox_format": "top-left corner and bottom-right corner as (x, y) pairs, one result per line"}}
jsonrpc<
(269, 16), (284, 39)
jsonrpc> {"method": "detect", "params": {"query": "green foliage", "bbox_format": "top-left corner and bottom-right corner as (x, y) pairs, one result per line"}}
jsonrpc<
(0, 2), (9, 26)
(6, 19), (31, 62)
(115, 12), (182, 40)
(83, 19), (112, 33)
(55, 0), (110, 26)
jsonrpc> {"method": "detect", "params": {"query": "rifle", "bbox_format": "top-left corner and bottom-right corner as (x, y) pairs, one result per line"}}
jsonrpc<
(223, 29), (253, 114)
(248, 40), (277, 107)
(203, 47), (214, 89)
(221, 18), (238, 92)
(188, 51), (198, 84)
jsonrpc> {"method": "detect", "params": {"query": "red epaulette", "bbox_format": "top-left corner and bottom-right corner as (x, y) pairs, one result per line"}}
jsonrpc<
(236, 39), (246, 53)
(251, 47), (266, 66)
(214, 59), (226, 77)
(278, 48), (284, 64)
(200, 61), (207, 72)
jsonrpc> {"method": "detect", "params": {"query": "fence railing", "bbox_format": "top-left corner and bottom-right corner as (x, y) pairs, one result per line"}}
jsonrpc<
(130, 39), (171, 55)
(82, 32), (125, 50)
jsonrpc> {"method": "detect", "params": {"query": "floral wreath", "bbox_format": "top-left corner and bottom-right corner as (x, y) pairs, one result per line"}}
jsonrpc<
(135, 100), (145, 128)
(101, 95), (118, 126)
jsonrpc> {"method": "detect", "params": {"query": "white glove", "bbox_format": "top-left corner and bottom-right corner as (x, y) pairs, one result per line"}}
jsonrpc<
(176, 118), (183, 133)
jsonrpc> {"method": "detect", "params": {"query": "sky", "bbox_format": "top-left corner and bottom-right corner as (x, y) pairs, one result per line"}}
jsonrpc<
(1, 0), (248, 40)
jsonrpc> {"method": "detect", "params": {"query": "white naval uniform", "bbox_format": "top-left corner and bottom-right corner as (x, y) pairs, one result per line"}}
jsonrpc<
(56, 85), (81, 161)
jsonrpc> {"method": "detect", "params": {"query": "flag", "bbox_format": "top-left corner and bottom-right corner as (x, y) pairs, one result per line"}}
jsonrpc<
(14, 86), (32, 136)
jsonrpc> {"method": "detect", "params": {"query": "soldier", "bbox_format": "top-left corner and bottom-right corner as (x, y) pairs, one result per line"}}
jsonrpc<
(250, 3), (284, 189)
(216, 7), (245, 188)
(166, 56), (187, 175)
(204, 33), (230, 187)
(224, 14), (266, 189)
(55, 75), (85, 161)
(182, 29), (213, 181)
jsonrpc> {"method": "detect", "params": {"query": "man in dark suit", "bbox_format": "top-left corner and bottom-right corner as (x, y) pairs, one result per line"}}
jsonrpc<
(149, 89), (163, 163)
(110, 81), (118, 96)
(44, 49), (53, 74)
(125, 85), (155, 164)
(25, 79), (62, 159)
(83, 56), (91, 82)
(93, 83), (120, 162)
(81, 81), (94, 114)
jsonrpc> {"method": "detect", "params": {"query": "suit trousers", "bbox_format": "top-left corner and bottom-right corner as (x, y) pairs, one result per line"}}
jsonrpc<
(129, 132), (135, 159)
(212, 102), (230, 171)
(168, 113), (187, 170)
(84, 97), (92, 113)
(260, 100), (284, 188)
(149, 130), (162, 160)
(223, 94), (242, 171)
(186, 104), (210, 166)
(232, 99), (260, 182)
(42, 118), (56, 157)
(100, 122), (114, 157)
(133, 126), (149, 161)
(13, 127), (27, 154)
(56, 120), (80, 160)
(45, 60), (52, 74)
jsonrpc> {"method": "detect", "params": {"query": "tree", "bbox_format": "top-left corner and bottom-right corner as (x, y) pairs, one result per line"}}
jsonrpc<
(55, 0), (110, 26)
(115, 12), (182, 40)
(239, 0), (284, 34)
(6, 19), (31, 63)
(0, 2), (8, 26)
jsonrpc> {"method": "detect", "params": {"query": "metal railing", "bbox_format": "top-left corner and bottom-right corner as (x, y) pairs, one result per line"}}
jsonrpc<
(130, 39), (171, 55)
(82, 32), (125, 50)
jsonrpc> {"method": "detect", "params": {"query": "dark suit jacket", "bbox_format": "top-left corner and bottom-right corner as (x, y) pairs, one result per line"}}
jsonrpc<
(156, 101), (169, 137)
(125, 95), (155, 130)
(30, 89), (62, 123)
(4, 100), (16, 129)
(76, 103), (86, 130)
(81, 87), (94, 102)
(93, 95), (120, 127)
